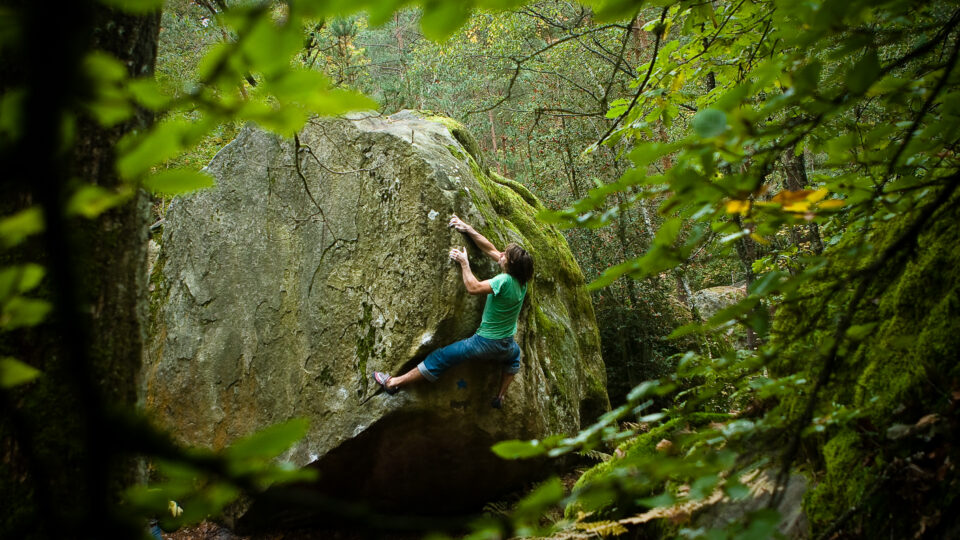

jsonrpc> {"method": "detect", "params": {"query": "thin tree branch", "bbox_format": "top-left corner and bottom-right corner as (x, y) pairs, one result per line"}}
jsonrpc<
(594, 7), (669, 148)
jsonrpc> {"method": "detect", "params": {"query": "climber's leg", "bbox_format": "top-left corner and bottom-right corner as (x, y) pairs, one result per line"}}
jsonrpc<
(493, 340), (521, 404)
(382, 365), (425, 391)
(417, 334), (493, 382)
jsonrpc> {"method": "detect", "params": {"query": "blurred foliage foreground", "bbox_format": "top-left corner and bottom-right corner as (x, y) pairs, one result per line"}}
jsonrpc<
(2, 0), (959, 539)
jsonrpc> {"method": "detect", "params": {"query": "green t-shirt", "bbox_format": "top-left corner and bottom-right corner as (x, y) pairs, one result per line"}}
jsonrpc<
(476, 273), (527, 339)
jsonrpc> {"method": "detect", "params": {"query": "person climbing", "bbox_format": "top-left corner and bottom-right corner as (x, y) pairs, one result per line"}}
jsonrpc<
(372, 215), (533, 409)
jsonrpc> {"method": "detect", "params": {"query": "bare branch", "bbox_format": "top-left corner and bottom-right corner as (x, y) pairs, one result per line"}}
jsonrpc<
(594, 7), (670, 148)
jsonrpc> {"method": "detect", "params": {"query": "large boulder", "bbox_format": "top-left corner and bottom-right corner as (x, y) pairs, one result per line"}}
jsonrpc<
(141, 110), (607, 527)
(690, 285), (746, 322)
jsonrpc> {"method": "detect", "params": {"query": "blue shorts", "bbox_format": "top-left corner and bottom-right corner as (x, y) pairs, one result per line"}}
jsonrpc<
(417, 334), (522, 382)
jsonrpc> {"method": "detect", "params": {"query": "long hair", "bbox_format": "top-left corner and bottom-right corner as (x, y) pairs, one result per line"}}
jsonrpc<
(504, 243), (533, 285)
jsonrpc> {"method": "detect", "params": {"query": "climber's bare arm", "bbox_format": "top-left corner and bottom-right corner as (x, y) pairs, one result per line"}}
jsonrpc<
(449, 247), (493, 296)
(449, 215), (501, 262)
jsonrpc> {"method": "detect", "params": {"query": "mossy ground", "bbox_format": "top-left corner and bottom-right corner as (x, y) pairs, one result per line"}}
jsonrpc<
(565, 413), (730, 519)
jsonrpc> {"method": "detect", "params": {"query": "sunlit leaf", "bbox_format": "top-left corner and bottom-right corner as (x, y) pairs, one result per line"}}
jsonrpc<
(491, 439), (546, 459)
(0, 88), (25, 140)
(0, 207), (44, 249)
(84, 51), (127, 83)
(654, 218), (682, 246)
(97, 0), (163, 13)
(847, 49), (880, 95)
(67, 184), (132, 218)
(142, 169), (215, 196)
(691, 108), (727, 138)
(689, 474), (719, 500)
(514, 476), (564, 517)
(128, 77), (170, 110)
(846, 322), (877, 341)
(725, 200), (751, 215)
(117, 119), (198, 179)
(0, 264), (44, 298)
(225, 417), (309, 461)
(724, 480), (750, 500)
(1, 296), (52, 330)
(420, 1), (472, 41)
(818, 199), (845, 210)
(0, 357), (42, 388)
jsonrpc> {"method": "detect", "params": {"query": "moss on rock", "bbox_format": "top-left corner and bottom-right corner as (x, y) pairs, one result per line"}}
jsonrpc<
(770, 187), (960, 537)
(426, 114), (485, 172)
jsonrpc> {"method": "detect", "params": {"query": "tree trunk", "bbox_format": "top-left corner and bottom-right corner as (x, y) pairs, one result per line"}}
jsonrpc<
(0, 2), (158, 538)
(782, 146), (825, 254)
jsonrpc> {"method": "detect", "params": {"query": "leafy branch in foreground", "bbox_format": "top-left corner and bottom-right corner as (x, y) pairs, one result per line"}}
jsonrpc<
(485, 0), (960, 537)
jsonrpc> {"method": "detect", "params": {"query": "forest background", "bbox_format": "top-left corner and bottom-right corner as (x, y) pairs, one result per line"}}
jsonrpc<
(1, 0), (958, 539)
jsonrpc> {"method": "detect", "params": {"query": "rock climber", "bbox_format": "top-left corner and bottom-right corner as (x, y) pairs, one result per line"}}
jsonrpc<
(372, 215), (534, 408)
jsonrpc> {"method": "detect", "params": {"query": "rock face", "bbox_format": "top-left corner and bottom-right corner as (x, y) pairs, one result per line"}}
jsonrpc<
(690, 285), (746, 321)
(142, 110), (607, 526)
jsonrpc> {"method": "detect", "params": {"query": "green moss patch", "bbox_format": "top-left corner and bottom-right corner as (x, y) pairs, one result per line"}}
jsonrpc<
(770, 188), (960, 536)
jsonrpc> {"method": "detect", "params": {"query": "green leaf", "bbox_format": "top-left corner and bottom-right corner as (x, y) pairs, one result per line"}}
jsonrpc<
(724, 480), (750, 500)
(97, 0), (163, 13)
(689, 474), (719, 500)
(265, 69), (331, 102)
(201, 482), (241, 514)
(84, 51), (127, 83)
(627, 380), (663, 401)
(225, 418), (309, 461)
(117, 119), (196, 179)
(691, 108), (727, 138)
(1, 297), (52, 330)
(491, 439), (546, 459)
(736, 508), (781, 540)
(67, 185), (132, 218)
(0, 207), (44, 249)
(748, 270), (785, 296)
(514, 476), (564, 517)
(128, 77), (170, 110)
(637, 491), (675, 508)
(793, 60), (822, 94)
(420, 1), (472, 42)
(124, 485), (171, 515)
(846, 322), (877, 341)
(654, 218), (682, 246)
(0, 88), (25, 140)
(142, 169), (215, 196)
(0, 264), (44, 298)
(628, 141), (685, 169)
(0, 357), (42, 388)
(86, 93), (134, 127)
(242, 19), (303, 77)
(847, 49), (880, 95)
(254, 464), (318, 487)
(308, 88), (379, 117)
(667, 322), (704, 339)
